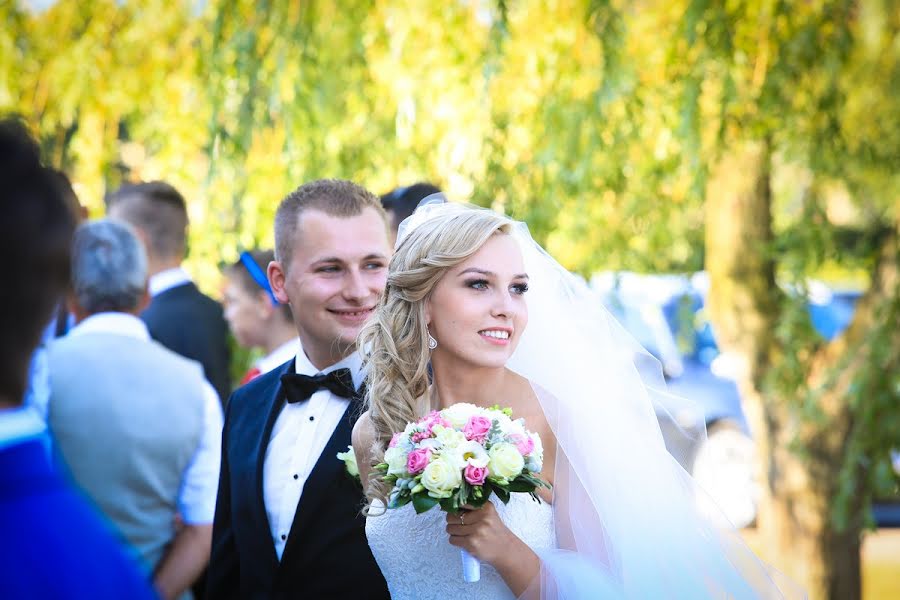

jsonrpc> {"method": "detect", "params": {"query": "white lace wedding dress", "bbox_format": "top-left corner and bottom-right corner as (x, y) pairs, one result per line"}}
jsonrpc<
(366, 493), (556, 599)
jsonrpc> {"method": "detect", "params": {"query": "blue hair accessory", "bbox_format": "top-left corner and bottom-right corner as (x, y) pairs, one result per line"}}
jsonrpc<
(239, 251), (279, 306)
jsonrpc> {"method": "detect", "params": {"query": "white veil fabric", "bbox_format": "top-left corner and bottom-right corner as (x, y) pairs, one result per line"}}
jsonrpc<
(398, 198), (804, 599)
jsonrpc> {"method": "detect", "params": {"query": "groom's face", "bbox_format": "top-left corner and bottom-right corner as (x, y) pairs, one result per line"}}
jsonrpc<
(268, 207), (390, 369)
(425, 233), (528, 369)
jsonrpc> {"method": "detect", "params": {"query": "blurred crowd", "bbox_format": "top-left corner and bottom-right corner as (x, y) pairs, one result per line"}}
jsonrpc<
(0, 115), (440, 600)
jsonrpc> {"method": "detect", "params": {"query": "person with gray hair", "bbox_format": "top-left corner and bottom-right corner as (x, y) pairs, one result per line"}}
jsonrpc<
(47, 218), (224, 600)
(69, 218), (148, 317)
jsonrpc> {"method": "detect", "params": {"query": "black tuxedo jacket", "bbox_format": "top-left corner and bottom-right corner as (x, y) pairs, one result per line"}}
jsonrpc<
(206, 360), (389, 600)
(141, 281), (231, 404)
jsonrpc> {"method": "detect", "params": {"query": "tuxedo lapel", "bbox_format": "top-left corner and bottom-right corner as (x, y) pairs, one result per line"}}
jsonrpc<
(279, 389), (365, 567)
(248, 359), (295, 566)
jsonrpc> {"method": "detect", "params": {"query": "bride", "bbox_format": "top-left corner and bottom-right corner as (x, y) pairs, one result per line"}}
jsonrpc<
(352, 199), (801, 599)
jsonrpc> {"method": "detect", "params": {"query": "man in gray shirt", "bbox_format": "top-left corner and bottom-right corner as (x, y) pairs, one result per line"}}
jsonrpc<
(47, 219), (222, 600)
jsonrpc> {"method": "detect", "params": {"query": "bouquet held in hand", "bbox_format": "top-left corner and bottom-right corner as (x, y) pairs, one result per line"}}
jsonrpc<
(376, 402), (550, 582)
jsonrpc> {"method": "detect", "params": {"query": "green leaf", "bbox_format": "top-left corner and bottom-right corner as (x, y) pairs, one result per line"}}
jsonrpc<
(492, 484), (511, 504)
(412, 493), (439, 514)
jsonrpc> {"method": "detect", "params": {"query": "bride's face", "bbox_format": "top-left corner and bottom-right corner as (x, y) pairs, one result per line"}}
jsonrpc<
(425, 233), (528, 369)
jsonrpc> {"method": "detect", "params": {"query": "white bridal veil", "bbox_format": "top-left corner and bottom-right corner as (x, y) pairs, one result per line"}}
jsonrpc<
(398, 198), (803, 599)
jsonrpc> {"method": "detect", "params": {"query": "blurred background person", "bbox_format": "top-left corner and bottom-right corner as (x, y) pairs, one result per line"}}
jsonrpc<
(23, 169), (87, 421)
(222, 249), (298, 384)
(47, 218), (221, 600)
(379, 182), (441, 245)
(0, 116), (157, 599)
(107, 181), (231, 404)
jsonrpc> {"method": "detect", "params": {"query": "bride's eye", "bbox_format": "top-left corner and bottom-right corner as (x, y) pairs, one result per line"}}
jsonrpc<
(511, 282), (529, 295)
(465, 279), (489, 290)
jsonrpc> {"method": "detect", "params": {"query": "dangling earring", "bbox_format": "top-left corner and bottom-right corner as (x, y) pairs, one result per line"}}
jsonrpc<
(427, 329), (438, 350)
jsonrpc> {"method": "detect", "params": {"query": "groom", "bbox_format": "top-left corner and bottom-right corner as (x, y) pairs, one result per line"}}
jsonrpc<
(206, 179), (391, 599)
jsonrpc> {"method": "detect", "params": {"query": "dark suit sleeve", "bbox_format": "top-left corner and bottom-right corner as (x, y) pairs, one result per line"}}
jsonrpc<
(206, 394), (239, 600)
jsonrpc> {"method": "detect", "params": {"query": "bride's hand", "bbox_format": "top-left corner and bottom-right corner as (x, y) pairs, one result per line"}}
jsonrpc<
(445, 502), (532, 567)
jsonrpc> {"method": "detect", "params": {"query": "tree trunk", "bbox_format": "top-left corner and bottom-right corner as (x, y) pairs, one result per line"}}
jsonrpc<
(703, 139), (878, 600)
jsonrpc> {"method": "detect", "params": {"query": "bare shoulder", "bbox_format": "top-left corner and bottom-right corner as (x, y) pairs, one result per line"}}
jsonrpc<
(504, 369), (557, 498)
(352, 410), (377, 453)
(504, 370), (547, 418)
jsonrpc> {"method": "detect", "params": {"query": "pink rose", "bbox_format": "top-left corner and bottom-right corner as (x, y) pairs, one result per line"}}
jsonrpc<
(389, 432), (402, 448)
(464, 464), (488, 486)
(412, 412), (451, 443)
(511, 434), (534, 456)
(411, 430), (431, 443)
(406, 448), (432, 474)
(463, 415), (492, 442)
(424, 411), (451, 430)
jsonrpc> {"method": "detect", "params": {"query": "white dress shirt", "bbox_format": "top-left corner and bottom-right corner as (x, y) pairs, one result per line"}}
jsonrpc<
(256, 339), (300, 376)
(148, 266), (192, 297)
(263, 348), (364, 560)
(61, 312), (223, 524)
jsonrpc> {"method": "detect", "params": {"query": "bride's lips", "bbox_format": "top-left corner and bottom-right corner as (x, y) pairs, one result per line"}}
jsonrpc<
(478, 327), (513, 346)
(328, 307), (375, 323)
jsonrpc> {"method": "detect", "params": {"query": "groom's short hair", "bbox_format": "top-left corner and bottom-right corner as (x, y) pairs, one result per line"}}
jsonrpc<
(0, 117), (76, 404)
(274, 178), (388, 272)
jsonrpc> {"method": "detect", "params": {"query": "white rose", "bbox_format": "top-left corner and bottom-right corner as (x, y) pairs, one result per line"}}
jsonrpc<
(384, 446), (408, 476)
(432, 424), (467, 449)
(418, 438), (441, 450)
(420, 457), (462, 498)
(507, 418), (527, 438)
(441, 403), (480, 429)
(488, 442), (525, 481)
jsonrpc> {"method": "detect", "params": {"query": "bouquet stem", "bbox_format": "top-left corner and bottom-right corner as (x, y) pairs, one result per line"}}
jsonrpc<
(460, 548), (480, 582)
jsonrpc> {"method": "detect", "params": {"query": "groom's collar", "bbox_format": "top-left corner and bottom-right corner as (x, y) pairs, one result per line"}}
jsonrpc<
(293, 346), (365, 391)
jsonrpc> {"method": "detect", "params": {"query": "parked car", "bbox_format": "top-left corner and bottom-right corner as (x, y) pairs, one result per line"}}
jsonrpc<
(594, 272), (874, 528)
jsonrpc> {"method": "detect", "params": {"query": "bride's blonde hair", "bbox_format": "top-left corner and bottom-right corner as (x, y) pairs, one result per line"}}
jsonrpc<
(358, 207), (513, 505)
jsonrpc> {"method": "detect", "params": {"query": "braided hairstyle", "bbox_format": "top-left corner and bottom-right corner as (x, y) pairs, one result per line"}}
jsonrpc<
(357, 207), (513, 506)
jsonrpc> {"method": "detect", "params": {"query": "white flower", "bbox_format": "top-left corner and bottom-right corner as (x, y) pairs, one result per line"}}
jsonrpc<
(488, 442), (525, 481)
(432, 424), (467, 449)
(492, 411), (514, 432)
(384, 446), (408, 476)
(418, 438), (441, 451)
(446, 440), (490, 469)
(420, 457), (462, 498)
(441, 403), (480, 429)
(507, 418), (527, 438)
(336, 446), (359, 478)
(460, 440), (490, 467)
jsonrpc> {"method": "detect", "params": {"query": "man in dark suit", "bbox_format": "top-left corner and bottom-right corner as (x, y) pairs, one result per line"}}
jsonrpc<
(206, 179), (391, 599)
(107, 182), (231, 404)
(0, 117), (157, 599)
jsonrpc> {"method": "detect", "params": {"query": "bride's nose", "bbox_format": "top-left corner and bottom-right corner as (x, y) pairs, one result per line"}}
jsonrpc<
(490, 289), (516, 318)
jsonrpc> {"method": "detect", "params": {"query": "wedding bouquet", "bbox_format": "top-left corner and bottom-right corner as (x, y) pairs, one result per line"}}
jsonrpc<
(375, 403), (550, 582)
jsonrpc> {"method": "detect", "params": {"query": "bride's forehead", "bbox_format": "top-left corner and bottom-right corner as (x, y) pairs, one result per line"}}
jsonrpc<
(455, 235), (525, 272)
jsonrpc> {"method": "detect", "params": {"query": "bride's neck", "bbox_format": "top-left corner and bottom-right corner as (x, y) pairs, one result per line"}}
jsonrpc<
(430, 358), (509, 410)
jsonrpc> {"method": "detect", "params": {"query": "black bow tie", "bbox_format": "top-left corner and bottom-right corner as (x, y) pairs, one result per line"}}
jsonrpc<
(280, 368), (357, 404)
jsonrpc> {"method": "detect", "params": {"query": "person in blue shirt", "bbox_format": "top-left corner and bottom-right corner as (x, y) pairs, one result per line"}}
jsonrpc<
(0, 116), (158, 600)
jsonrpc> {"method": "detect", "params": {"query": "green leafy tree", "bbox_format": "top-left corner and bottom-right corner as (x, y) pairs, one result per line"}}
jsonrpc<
(3, 2), (897, 597)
